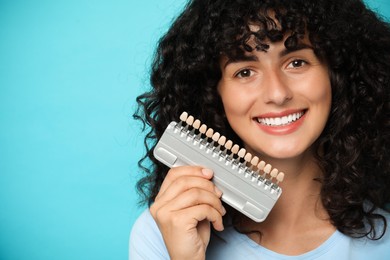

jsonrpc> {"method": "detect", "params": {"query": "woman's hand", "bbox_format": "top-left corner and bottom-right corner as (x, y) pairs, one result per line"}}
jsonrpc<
(149, 166), (226, 260)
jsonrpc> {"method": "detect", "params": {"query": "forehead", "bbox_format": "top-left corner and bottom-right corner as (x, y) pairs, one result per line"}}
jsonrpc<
(219, 40), (315, 70)
(221, 29), (312, 62)
(207, 2), (330, 69)
(219, 12), (311, 60)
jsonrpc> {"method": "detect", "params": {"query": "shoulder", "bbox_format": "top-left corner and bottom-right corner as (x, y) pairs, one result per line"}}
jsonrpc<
(368, 207), (390, 241)
(372, 208), (390, 243)
(129, 208), (169, 260)
(349, 208), (390, 259)
(207, 226), (264, 259)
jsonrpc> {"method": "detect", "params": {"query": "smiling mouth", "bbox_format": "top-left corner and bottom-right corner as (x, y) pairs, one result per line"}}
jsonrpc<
(255, 110), (306, 127)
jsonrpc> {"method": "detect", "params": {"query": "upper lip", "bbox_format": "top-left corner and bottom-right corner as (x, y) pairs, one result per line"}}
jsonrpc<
(254, 109), (307, 119)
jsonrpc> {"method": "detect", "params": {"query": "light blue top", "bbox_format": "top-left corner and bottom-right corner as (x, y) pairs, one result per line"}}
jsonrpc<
(129, 209), (390, 259)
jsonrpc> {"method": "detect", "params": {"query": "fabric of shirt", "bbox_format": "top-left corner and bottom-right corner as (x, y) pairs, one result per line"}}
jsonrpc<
(129, 209), (390, 259)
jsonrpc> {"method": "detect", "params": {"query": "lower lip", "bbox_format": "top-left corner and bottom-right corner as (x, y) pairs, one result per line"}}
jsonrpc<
(256, 113), (306, 135)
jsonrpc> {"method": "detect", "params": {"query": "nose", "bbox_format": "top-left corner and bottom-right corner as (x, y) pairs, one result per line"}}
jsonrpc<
(261, 70), (292, 105)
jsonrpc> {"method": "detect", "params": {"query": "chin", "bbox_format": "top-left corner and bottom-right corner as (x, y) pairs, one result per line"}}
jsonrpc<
(259, 144), (310, 160)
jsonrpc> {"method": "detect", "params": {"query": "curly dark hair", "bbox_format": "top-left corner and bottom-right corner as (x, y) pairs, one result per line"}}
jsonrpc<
(133, 0), (390, 240)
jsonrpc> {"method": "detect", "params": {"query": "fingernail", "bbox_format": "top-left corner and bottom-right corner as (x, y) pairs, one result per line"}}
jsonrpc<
(201, 168), (213, 177)
(214, 186), (223, 197)
(221, 205), (226, 215)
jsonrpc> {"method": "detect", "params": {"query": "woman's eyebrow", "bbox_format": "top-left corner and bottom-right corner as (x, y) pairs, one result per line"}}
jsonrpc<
(279, 44), (314, 57)
(223, 55), (258, 69)
(222, 44), (314, 68)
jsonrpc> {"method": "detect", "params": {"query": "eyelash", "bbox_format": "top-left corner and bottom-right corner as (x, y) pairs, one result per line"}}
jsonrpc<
(233, 59), (309, 78)
(234, 68), (253, 78)
(287, 59), (308, 68)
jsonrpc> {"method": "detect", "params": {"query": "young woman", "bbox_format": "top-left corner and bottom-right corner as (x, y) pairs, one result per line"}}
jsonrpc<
(130, 0), (390, 259)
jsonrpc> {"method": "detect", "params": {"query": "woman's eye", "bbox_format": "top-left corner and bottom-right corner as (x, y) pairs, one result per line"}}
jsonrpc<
(235, 69), (253, 78)
(287, 59), (307, 68)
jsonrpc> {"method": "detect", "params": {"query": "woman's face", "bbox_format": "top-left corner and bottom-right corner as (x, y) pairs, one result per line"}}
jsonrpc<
(218, 39), (331, 160)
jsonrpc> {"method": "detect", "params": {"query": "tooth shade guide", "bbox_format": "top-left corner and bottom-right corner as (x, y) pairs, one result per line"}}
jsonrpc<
(218, 136), (226, 146)
(234, 148), (246, 164)
(212, 132), (220, 142)
(179, 111), (188, 122)
(244, 152), (252, 167)
(175, 112), (285, 188)
(237, 148), (246, 158)
(223, 140), (233, 155)
(193, 119), (201, 130)
(250, 156), (259, 166)
(229, 144), (240, 159)
(216, 136), (227, 152)
(189, 118), (201, 135)
(156, 112), (284, 222)
(244, 152), (252, 162)
(201, 127), (212, 145)
(263, 164), (272, 176)
(231, 144), (239, 154)
(276, 172), (285, 184)
(194, 123), (207, 141)
(237, 148), (246, 162)
(176, 111), (188, 129)
(250, 156), (260, 170)
(207, 132), (220, 149)
(199, 124), (207, 134)
(220, 139), (231, 156)
(225, 140), (233, 149)
(257, 161), (266, 171)
(213, 135), (226, 154)
(264, 164), (272, 173)
(180, 114), (193, 133)
(270, 168), (278, 180)
(186, 115), (194, 126)
(205, 128), (214, 138)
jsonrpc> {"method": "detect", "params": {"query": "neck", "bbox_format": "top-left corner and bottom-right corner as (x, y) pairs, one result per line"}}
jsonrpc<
(256, 151), (328, 227)
(238, 148), (336, 255)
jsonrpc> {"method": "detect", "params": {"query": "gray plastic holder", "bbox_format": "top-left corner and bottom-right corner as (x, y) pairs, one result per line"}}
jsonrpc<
(153, 121), (282, 222)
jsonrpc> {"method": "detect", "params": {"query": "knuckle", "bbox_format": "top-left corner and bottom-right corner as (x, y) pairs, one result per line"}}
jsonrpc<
(154, 207), (170, 223)
(149, 204), (157, 216)
(164, 168), (176, 181)
(188, 187), (203, 199)
(175, 176), (190, 187)
(170, 214), (184, 226)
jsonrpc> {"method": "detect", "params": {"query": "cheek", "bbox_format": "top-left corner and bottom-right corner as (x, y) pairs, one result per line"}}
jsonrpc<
(315, 82), (332, 108)
(302, 71), (332, 107)
(219, 84), (255, 117)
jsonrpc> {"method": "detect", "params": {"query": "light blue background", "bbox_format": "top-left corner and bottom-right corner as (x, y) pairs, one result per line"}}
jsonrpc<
(0, 1), (389, 259)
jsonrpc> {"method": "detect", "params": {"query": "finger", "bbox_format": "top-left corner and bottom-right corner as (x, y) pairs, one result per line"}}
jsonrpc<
(156, 175), (223, 203)
(151, 186), (225, 224)
(158, 166), (214, 197)
(185, 204), (225, 231)
(160, 188), (226, 216)
(155, 203), (225, 234)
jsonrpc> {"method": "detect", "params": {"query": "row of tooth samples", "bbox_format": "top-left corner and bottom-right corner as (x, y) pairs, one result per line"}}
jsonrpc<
(178, 112), (285, 184)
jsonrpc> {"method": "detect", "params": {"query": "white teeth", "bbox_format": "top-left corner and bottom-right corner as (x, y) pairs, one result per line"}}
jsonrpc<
(257, 111), (304, 126)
